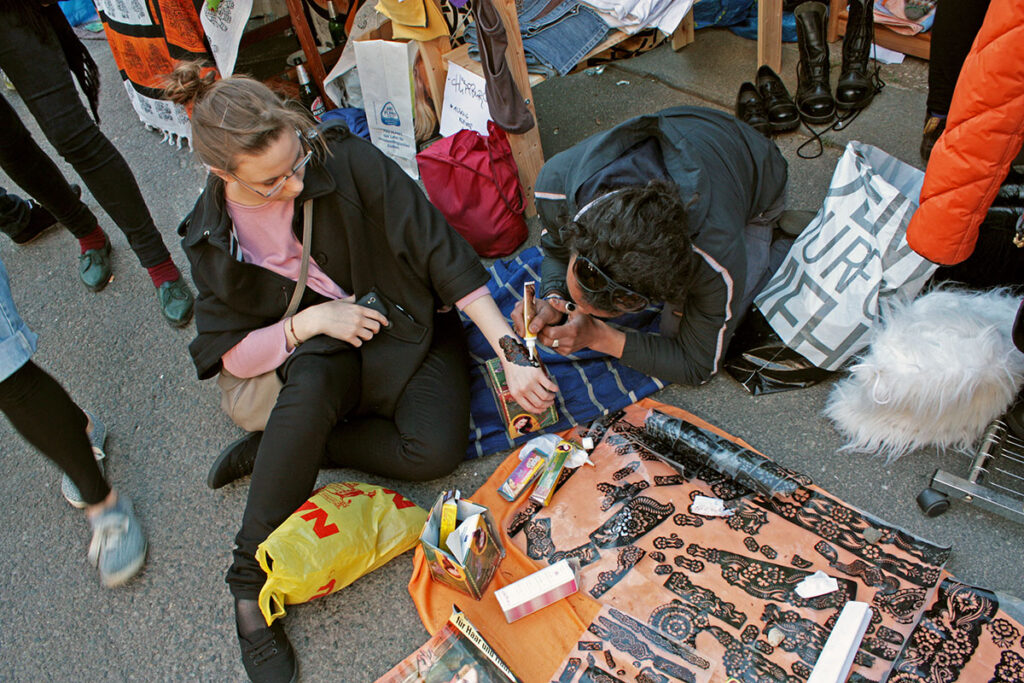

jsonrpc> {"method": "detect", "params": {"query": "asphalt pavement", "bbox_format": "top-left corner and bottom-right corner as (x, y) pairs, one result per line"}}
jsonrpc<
(0, 26), (1020, 683)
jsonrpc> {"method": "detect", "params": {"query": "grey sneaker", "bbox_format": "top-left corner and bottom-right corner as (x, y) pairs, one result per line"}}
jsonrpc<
(62, 410), (107, 508)
(87, 496), (147, 587)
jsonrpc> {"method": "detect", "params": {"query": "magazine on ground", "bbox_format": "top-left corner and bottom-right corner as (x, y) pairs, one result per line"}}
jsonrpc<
(376, 606), (521, 683)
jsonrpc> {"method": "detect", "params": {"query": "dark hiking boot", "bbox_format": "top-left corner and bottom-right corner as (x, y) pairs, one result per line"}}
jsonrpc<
(794, 2), (835, 125)
(836, 0), (876, 110)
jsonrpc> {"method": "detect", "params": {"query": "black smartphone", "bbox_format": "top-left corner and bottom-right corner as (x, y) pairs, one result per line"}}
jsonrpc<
(356, 291), (389, 323)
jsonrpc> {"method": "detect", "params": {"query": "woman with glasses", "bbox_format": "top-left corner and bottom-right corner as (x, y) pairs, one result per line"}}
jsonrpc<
(163, 63), (555, 683)
(515, 106), (790, 386)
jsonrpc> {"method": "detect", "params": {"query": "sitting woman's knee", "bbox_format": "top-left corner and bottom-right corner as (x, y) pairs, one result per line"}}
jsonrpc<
(399, 433), (466, 481)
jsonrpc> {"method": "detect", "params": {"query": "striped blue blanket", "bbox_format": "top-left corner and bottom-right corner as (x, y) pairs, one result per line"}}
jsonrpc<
(462, 247), (665, 458)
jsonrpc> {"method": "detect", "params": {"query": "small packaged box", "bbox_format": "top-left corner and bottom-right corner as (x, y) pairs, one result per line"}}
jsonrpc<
(494, 559), (580, 623)
(485, 357), (558, 438)
(420, 490), (505, 600)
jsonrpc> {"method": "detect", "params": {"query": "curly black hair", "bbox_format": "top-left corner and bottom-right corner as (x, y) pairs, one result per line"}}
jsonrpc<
(561, 180), (699, 308)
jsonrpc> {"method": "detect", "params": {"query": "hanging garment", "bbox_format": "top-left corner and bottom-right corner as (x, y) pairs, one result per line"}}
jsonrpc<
(470, 0), (535, 134)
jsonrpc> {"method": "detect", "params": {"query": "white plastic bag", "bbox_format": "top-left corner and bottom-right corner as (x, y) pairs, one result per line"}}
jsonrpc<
(755, 141), (937, 371)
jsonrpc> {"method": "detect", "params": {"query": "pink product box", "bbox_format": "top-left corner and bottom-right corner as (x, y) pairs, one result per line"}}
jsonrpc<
(494, 559), (579, 623)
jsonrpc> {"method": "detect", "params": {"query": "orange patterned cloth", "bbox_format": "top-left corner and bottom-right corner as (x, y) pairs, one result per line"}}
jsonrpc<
(408, 399), (1023, 682)
(94, 0), (216, 142)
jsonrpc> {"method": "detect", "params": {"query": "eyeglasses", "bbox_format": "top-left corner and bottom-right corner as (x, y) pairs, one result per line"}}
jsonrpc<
(572, 255), (650, 313)
(229, 135), (313, 199)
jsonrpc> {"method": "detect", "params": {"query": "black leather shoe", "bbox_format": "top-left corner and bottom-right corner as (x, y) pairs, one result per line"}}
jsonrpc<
(794, 2), (836, 125)
(208, 432), (261, 489)
(756, 65), (800, 132)
(736, 82), (772, 136)
(9, 185), (82, 245)
(158, 277), (195, 328)
(238, 617), (297, 683)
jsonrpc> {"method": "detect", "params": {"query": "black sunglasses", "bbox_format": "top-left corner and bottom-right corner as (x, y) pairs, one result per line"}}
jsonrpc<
(573, 255), (650, 313)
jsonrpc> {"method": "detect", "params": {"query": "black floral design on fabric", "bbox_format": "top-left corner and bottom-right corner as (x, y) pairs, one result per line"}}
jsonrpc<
(792, 661), (812, 679)
(672, 513), (705, 528)
(654, 474), (687, 486)
(761, 603), (828, 665)
(613, 463), (641, 480)
(991, 650), (1024, 682)
(596, 480), (650, 512)
(791, 555), (814, 569)
(874, 588), (928, 625)
(673, 556), (705, 573)
(558, 657), (582, 682)
(754, 641), (774, 655)
(988, 619), (1022, 649)
(890, 578), (1001, 681)
(815, 541), (900, 596)
(506, 500), (541, 537)
(663, 571), (747, 628)
(588, 614), (699, 681)
(551, 542), (601, 568)
(705, 625), (802, 683)
(578, 641), (603, 651)
(862, 636), (899, 660)
(756, 490), (950, 588)
(654, 564), (672, 575)
(581, 657), (626, 683)
(725, 503), (770, 536)
(649, 551), (666, 563)
(648, 600), (708, 648)
(686, 544), (857, 610)
(741, 625), (760, 643)
(744, 537), (760, 553)
(590, 546), (646, 599)
(524, 518), (555, 560)
(608, 608), (711, 670)
(760, 545), (778, 560)
(653, 534), (686, 551)
(875, 625), (905, 646)
(636, 667), (671, 683)
(590, 496), (675, 548)
(603, 650), (616, 669)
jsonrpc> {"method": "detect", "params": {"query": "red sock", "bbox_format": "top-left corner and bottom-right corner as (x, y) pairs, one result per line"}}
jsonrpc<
(78, 226), (108, 254)
(147, 258), (181, 288)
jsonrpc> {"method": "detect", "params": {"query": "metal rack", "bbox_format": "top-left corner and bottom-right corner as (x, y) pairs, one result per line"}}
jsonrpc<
(917, 419), (1024, 524)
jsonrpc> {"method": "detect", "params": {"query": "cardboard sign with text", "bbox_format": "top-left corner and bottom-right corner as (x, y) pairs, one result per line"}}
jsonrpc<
(439, 62), (491, 137)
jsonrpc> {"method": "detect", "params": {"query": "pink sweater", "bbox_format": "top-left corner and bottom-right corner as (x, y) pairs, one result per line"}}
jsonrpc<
(222, 198), (488, 377)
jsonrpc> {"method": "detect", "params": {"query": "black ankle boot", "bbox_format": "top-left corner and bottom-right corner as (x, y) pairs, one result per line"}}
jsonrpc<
(736, 82), (772, 136)
(836, 0), (876, 110)
(207, 432), (262, 489)
(794, 2), (835, 125)
(756, 65), (800, 132)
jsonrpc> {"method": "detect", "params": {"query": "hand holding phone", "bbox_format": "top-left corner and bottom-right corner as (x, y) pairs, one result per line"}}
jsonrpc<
(356, 291), (389, 325)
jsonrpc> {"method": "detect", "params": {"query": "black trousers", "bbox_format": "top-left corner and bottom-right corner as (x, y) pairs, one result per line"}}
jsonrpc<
(926, 0), (991, 116)
(0, 8), (172, 267)
(226, 312), (471, 598)
(0, 360), (110, 506)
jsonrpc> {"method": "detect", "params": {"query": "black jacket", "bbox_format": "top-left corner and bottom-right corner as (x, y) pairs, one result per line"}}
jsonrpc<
(534, 106), (788, 385)
(178, 124), (489, 416)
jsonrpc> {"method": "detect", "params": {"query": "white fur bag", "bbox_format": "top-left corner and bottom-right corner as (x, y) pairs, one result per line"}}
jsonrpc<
(825, 288), (1024, 460)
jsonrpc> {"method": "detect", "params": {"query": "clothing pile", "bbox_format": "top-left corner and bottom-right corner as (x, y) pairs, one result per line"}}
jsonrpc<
(465, 0), (695, 77)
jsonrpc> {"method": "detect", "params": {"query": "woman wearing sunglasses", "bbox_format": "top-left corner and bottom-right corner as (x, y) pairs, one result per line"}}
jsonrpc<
(515, 106), (790, 386)
(163, 64), (555, 683)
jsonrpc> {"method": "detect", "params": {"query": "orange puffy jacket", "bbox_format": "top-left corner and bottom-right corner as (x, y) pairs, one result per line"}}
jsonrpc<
(906, 0), (1024, 266)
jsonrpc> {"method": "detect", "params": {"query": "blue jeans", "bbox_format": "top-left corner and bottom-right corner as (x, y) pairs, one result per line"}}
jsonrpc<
(467, 0), (610, 77)
(0, 256), (37, 382)
(0, 7), (172, 267)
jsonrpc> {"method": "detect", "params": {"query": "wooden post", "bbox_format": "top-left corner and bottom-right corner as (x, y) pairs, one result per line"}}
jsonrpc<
(757, 0), (783, 73)
(671, 9), (695, 51)
(285, 0), (337, 108)
(489, 0), (543, 217)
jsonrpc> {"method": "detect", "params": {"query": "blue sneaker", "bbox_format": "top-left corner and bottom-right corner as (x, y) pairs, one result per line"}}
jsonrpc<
(62, 410), (106, 509)
(87, 496), (147, 587)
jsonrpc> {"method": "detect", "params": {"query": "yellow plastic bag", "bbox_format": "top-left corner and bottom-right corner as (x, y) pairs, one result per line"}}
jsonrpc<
(256, 482), (427, 624)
